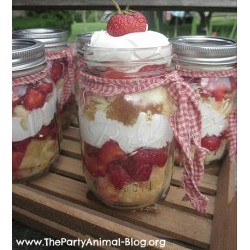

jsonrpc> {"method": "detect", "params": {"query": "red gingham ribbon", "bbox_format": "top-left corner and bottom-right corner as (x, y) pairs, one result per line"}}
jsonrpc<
(12, 69), (48, 101)
(176, 67), (237, 164)
(78, 70), (209, 213)
(46, 46), (75, 108)
(228, 108), (237, 164)
(12, 69), (48, 86)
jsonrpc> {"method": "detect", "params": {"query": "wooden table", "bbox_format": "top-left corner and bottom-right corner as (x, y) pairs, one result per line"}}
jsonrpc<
(12, 123), (236, 250)
(12, 0), (236, 11)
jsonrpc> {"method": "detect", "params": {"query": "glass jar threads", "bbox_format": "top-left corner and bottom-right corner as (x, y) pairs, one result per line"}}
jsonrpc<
(12, 39), (59, 182)
(170, 36), (237, 166)
(76, 32), (175, 209)
(12, 28), (77, 130)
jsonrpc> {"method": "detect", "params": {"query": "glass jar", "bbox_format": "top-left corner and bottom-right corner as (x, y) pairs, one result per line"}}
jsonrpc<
(170, 36), (237, 166)
(12, 28), (77, 131)
(76, 33), (175, 209)
(12, 39), (59, 182)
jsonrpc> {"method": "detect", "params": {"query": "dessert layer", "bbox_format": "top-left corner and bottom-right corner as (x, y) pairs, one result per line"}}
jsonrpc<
(79, 110), (173, 154)
(12, 88), (57, 142)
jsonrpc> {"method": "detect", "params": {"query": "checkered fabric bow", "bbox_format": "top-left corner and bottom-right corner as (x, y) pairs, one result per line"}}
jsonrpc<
(46, 46), (75, 109)
(79, 70), (209, 214)
(176, 67), (237, 165)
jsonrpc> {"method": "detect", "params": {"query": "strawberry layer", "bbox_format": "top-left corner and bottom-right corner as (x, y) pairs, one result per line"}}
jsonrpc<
(12, 88), (57, 142)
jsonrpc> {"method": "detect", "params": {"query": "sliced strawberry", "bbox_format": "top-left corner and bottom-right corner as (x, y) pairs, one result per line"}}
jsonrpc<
(123, 159), (152, 182)
(85, 142), (100, 158)
(98, 140), (127, 165)
(107, 162), (132, 189)
(201, 135), (222, 151)
(102, 68), (128, 79)
(49, 119), (59, 139)
(84, 154), (107, 177)
(50, 61), (64, 83)
(13, 138), (31, 152)
(149, 148), (168, 167)
(12, 151), (24, 171)
(211, 86), (225, 102)
(36, 82), (53, 95)
(131, 148), (167, 168)
(23, 89), (46, 110)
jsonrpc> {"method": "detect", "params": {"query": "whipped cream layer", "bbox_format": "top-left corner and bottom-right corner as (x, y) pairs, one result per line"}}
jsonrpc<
(85, 30), (171, 72)
(12, 89), (57, 142)
(79, 110), (173, 153)
(199, 101), (228, 137)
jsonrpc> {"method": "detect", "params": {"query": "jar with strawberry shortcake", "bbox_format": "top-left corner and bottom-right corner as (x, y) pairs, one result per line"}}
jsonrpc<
(170, 36), (237, 166)
(76, 31), (175, 209)
(12, 39), (59, 182)
(12, 28), (77, 131)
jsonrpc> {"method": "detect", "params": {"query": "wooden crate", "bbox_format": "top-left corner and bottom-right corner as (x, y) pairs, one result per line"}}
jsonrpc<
(12, 124), (236, 250)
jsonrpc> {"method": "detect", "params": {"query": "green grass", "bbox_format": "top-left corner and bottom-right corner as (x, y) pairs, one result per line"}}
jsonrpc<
(69, 22), (106, 42)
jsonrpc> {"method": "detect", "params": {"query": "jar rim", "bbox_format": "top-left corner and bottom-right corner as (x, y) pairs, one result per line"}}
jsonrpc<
(12, 28), (68, 49)
(170, 35), (237, 66)
(12, 39), (47, 77)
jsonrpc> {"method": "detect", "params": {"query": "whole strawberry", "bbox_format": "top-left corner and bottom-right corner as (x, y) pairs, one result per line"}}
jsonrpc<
(107, 0), (147, 37)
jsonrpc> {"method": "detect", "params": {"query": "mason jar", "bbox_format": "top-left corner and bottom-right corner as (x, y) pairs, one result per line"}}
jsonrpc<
(170, 36), (237, 166)
(76, 33), (176, 209)
(12, 28), (77, 130)
(12, 39), (59, 182)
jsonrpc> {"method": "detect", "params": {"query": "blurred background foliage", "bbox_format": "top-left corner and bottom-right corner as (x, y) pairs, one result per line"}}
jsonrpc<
(12, 10), (237, 42)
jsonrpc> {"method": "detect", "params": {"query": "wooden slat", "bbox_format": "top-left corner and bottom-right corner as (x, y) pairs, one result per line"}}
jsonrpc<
(210, 158), (237, 250)
(52, 155), (84, 182)
(62, 126), (80, 141)
(60, 138), (81, 159)
(13, 185), (190, 250)
(172, 166), (217, 195)
(13, 206), (114, 250)
(12, 0), (237, 11)
(25, 172), (211, 248)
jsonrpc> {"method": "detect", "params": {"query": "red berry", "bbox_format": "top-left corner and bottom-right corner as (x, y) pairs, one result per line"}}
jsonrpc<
(107, 9), (147, 37)
(107, 162), (132, 189)
(211, 87), (225, 102)
(98, 140), (127, 165)
(84, 154), (107, 177)
(201, 135), (222, 151)
(102, 68), (128, 79)
(23, 89), (46, 110)
(123, 159), (152, 182)
(132, 148), (167, 168)
(36, 82), (53, 95)
(50, 61), (64, 82)
(12, 151), (24, 171)
(13, 138), (31, 152)
(150, 148), (168, 167)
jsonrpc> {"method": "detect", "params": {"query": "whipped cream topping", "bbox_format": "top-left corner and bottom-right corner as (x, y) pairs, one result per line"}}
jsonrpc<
(79, 110), (173, 153)
(199, 101), (228, 137)
(90, 30), (170, 49)
(12, 89), (57, 142)
(85, 30), (171, 72)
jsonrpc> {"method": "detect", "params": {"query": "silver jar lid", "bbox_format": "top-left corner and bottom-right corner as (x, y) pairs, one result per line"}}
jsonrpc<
(169, 36), (237, 66)
(76, 32), (93, 55)
(12, 28), (68, 50)
(12, 39), (47, 78)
